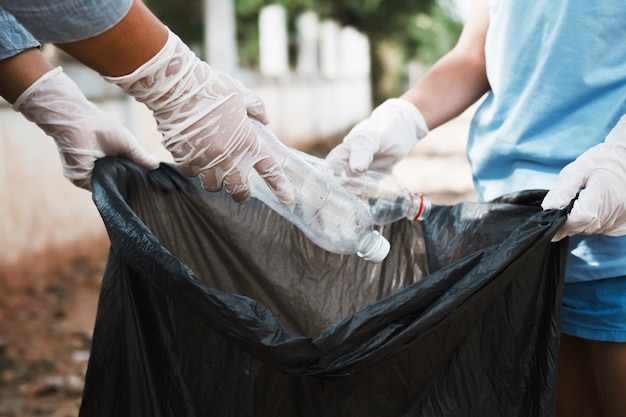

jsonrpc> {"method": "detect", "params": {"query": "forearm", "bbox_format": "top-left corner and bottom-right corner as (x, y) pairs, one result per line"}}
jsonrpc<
(401, 49), (489, 130)
(401, 0), (490, 130)
(0, 48), (52, 103)
(55, 0), (168, 77)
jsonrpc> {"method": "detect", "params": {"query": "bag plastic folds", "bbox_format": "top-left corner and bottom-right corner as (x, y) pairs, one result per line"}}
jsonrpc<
(79, 157), (569, 417)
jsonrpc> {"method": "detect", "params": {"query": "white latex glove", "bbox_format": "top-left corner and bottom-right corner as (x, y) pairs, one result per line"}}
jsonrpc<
(325, 98), (428, 174)
(12, 67), (160, 190)
(104, 28), (293, 205)
(542, 115), (626, 241)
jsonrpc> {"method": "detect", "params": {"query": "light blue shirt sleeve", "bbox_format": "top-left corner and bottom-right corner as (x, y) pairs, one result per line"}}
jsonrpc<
(0, 7), (40, 59)
(0, 0), (132, 44)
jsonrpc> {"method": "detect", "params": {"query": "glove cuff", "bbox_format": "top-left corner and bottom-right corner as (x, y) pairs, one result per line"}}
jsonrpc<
(12, 66), (64, 112)
(103, 27), (202, 111)
(384, 98), (429, 141)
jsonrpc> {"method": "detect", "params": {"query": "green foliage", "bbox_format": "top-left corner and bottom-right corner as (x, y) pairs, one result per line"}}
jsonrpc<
(144, 0), (204, 50)
(145, 1), (463, 102)
(378, 3), (462, 100)
(235, 0), (262, 67)
(409, 5), (463, 66)
(311, 0), (461, 101)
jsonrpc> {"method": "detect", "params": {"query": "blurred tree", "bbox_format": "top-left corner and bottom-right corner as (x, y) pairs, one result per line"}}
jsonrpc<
(312, 0), (462, 103)
(145, 0), (462, 104)
(144, 0), (204, 51)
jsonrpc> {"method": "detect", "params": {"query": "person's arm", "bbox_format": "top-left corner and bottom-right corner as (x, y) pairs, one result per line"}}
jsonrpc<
(54, 0), (167, 77)
(326, 0), (490, 173)
(0, 48), (51, 103)
(401, 0), (490, 130)
(54, 0), (293, 204)
(5, 47), (159, 190)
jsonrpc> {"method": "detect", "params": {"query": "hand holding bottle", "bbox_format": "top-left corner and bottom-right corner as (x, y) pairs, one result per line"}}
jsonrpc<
(104, 28), (293, 205)
(249, 120), (391, 263)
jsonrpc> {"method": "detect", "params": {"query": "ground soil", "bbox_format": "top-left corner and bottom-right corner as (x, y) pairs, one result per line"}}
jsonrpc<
(0, 240), (109, 417)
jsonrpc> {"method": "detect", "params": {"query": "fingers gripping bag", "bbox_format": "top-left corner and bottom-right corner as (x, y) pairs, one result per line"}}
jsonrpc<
(80, 157), (569, 417)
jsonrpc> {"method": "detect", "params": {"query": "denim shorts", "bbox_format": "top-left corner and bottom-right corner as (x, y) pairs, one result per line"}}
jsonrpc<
(561, 275), (626, 342)
(0, 0), (132, 58)
(0, 7), (39, 59)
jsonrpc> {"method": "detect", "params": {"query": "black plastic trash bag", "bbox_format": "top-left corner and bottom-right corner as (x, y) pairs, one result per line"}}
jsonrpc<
(80, 157), (569, 417)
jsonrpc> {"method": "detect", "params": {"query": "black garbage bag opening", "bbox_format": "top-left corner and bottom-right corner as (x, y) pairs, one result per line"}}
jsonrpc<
(80, 157), (569, 417)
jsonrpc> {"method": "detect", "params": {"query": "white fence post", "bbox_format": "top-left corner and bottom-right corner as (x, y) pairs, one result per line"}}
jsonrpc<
(204, 0), (238, 72)
(259, 5), (289, 77)
(296, 11), (319, 78)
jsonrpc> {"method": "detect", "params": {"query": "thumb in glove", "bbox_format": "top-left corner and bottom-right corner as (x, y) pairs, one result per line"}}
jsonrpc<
(326, 98), (428, 174)
(103, 29), (293, 204)
(542, 115), (626, 241)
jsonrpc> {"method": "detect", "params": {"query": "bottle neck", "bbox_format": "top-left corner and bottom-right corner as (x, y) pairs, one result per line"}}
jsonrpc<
(407, 193), (431, 221)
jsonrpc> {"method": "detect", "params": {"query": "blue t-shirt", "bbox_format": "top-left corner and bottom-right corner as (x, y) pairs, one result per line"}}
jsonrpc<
(468, 0), (626, 282)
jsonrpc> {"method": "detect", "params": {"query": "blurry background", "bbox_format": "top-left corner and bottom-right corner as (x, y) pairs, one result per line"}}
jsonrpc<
(0, 1), (476, 415)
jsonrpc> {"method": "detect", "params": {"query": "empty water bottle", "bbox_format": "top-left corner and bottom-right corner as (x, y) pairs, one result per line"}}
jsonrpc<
(248, 119), (390, 263)
(293, 150), (431, 225)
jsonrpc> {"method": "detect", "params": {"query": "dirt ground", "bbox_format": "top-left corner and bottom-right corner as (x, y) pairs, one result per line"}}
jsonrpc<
(0, 239), (109, 417)
(0, 120), (477, 416)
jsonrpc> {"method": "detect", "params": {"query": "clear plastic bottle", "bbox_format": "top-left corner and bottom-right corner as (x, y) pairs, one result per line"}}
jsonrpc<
(248, 119), (390, 263)
(293, 150), (431, 225)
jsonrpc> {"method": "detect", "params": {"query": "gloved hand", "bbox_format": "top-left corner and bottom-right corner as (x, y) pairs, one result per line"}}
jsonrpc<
(542, 115), (626, 241)
(325, 98), (428, 174)
(104, 28), (293, 205)
(12, 67), (160, 190)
